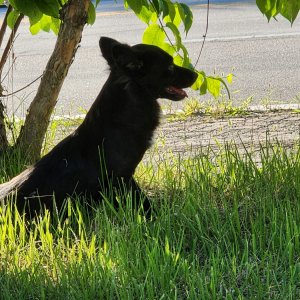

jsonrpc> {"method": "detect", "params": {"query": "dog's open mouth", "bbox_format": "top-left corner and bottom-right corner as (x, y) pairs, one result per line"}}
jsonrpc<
(164, 86), (188, 100)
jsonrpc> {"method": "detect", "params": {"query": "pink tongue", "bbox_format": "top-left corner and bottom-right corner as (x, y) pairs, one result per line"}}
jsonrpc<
(167, 86), (187, 97)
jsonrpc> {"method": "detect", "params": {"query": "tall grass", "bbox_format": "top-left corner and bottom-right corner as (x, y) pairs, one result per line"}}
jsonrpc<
(1, 138), (300, 299)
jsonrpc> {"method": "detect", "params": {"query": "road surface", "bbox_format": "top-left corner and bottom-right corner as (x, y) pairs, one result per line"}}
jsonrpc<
(1, 2), (300, 117)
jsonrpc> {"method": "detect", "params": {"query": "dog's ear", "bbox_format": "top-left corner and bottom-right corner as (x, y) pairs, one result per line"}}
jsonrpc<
(99, 37), (143, 71)
(112, 44), (143, 72)
(99, 37), (122, 65)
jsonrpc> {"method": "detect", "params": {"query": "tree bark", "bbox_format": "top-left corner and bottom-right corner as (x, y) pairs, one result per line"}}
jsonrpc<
(16, 0), (90, 162)
(0, 100), (8, 151)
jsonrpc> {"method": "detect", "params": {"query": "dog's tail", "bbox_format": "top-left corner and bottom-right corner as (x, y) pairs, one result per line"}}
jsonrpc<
(0, 167), (33, 201)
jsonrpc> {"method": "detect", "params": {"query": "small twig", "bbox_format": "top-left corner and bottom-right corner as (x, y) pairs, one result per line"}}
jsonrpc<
(1, 57), (17, 83)
(0, 4), (12, 48)
(0, 73), (43, 97)
(148, 0), (177, 52)
(0, 13), (24, 78)
(194, 0), (210, 68)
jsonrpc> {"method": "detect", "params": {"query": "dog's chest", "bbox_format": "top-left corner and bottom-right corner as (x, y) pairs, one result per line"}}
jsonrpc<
(116, 98), (160, 130)
(111, 99), (160, 152)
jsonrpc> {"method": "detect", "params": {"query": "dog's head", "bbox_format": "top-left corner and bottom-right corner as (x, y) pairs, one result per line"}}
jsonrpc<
(99, 37), (198, 101)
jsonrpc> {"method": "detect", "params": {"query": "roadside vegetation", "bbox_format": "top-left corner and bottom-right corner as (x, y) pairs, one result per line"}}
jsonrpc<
(165, 96), (253, 121)
(1, 0), (300, 298)
(0, 0), (299, 160)
(1, 118), (300, 299)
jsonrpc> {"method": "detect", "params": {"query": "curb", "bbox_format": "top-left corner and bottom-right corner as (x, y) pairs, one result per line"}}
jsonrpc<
(162, 103), (300, 117)
(9, 103), (300, 123)
(245, 104), (300, 112)
(50, 103), (300, 121)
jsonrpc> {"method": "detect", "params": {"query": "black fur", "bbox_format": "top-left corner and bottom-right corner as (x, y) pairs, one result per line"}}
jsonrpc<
(0, 37), (197, 217)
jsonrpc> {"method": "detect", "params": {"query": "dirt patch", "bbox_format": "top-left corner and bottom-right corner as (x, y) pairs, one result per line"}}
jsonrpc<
(47, 109), (300, 159)
(154, 110), (300, 156)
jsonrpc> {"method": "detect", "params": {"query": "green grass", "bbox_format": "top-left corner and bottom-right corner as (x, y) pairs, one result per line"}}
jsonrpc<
(165, 96), (253, 121)
(1, 130), (300, 298)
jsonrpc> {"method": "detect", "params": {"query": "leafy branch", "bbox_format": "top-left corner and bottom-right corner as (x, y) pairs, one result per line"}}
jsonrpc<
(125, 0), (232, 98)
(0, 0), (299, 158)
(256, 0), (300, 24)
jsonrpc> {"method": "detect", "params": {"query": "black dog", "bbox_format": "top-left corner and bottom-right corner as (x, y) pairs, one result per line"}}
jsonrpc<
(0, 37), (197, 217)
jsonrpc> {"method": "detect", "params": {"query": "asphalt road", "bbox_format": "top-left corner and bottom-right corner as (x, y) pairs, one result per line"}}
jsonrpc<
(1, 2), (300, 117)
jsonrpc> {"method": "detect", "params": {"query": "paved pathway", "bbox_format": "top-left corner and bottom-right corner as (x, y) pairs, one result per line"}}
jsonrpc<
(50, 106), (300, 160)
(154, 108), (300, 158)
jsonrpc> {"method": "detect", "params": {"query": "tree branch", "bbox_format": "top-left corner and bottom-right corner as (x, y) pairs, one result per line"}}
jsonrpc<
(0, 4), (12, 48)
(194, 0), (210, 68)
(0, 12), (24, 79)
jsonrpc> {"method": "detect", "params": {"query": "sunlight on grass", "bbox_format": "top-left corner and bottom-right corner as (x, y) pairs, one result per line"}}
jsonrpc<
(166, 96), (253, 121)
(1, 135), (300, 298)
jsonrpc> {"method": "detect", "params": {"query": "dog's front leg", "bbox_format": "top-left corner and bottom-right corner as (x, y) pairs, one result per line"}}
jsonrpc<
(109, 176), (152, 216)
(127, 177), (152, 215)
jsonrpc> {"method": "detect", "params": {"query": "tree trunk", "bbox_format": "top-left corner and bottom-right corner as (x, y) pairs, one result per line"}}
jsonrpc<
(0, 100), (8, 152)
(16, 0), (90, 162)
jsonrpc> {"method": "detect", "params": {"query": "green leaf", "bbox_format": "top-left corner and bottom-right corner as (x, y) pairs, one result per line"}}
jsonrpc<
(180, 44), (190, 68)
(7, 10), (20, 29)
(190, 71), (205, 93)
(166, 0), (176, 22)
(34, 0), (60, 18)
(200, 77), (207, 95)
(50, 17), (61, 35)
(87, 2), (96, 25)
(267, 0), (279, 20)
(256, 0), (273, 20)
(30, 10), (44, 25)
(161, 0), (170, 19)
(160, 43), (176, 57)
(8, 0), (16, 7)
(30, 22), (41, 35)
(142, 24), (166, 46)
(13, 0), (43, 26)
(165, 22), (181, 51)
(207, 77), (221, 98)
(256, 0), (300, 23)
(178, 3), (193, 33)
(217, 77), (231, 98)
(12, 0), (41, 20)
(173, 55), (183, 66)
(137, 6), (153, 24)
(279, 0), (300, 23)
(125, 0), (143, 15)
(256, 0), (267, 14)
(151, 0), (161, 14)
(164, 4), (181, 27)
(95, 0), (101, 7)
(206, 77), (231, 98)
(226, 73), (233, 84)
(29, 13), (60, 35)
(39, 15), (52, 32)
